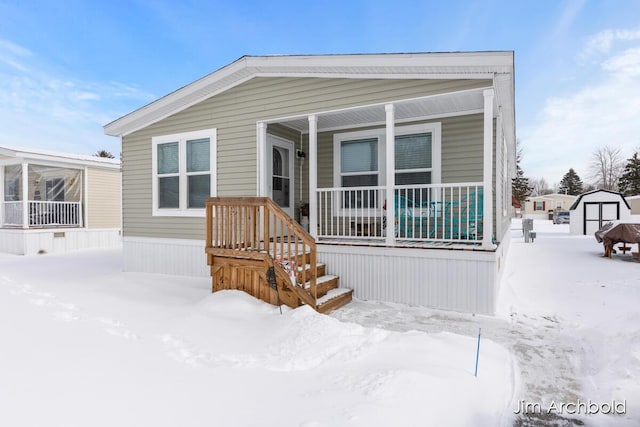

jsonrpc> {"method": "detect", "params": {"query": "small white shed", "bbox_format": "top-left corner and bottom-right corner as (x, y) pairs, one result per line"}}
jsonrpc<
(569, 189), (631, 235)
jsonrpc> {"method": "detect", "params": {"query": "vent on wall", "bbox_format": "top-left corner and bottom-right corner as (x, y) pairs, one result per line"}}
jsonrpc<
(53, 232), (65, 238)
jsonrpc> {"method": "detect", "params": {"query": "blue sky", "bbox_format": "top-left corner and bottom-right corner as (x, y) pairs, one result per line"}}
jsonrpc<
(1, 0), (640, 185)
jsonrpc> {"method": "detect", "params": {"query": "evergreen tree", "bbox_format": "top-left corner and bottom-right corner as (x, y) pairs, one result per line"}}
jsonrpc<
(558, 168), (583, 195)
(512, 141), (531, 205)
(94, 149), (115, 159)
(618, 152), (640, 196)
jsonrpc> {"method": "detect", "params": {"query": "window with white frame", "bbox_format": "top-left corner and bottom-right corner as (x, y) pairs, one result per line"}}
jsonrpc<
(339, 137), (379, 209)
(152, 128), (216, 216)
(394, 133), (432, 186)
(333, 123), (441, 212)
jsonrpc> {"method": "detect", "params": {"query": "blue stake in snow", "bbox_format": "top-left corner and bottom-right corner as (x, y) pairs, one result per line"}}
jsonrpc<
(474, 327), (481, 377)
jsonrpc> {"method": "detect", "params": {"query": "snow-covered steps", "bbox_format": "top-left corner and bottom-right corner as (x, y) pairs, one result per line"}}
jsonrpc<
(299, 262), (352, 313)
(296, 263), (326, 284)
(303, 273), (338, 298)
(316, 288), (353, 314)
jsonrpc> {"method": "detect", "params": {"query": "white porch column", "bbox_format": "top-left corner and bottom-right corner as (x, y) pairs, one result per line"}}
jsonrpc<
(83, 167), (89, 228)
(308, 115), (318, 238)
(495, 113), (504, 241)
(0, 165), (4, 227)
(257, 122), (267, 196)
(482, 89), (495, 249)
(385, 104), (395, 246)
(21, 162), (28, 229)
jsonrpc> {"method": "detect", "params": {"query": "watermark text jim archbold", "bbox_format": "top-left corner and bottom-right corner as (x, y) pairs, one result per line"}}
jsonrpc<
(514, 399), (626, 415)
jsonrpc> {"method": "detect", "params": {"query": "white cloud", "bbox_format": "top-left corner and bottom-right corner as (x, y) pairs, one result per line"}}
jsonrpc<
(0, 38), (32, 57)
(602, 47), (640, 78)
(521, 36), (640, 185)
(0, 38), (154, 156)
(582, 28), (640, 58)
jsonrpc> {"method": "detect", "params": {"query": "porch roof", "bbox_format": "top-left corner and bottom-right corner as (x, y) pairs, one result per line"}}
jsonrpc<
(268, 87), (489, 133)
(0, 145), (120, 170)
(103, 51), (515, 144)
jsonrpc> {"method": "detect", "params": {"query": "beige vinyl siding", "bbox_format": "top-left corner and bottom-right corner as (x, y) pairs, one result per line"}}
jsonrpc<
(628, 197), (640, 215)
(123, 77), (491, 240)
(314, 113), (485, 189)
(87, 168), (121, 229)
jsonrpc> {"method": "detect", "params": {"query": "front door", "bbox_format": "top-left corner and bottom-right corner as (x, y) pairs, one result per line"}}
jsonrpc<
(267, 135), (294, 218)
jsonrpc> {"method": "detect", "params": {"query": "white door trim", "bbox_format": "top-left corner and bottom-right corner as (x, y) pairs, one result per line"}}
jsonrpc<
(267, 134), (295, 218)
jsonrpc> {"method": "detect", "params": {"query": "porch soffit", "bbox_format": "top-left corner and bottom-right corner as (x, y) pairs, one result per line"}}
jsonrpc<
(272, 88), (487, 133)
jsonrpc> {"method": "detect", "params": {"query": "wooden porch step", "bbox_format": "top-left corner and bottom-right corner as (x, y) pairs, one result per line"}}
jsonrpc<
(296, 262), (326, 284)
(303, 273), (338, 298)
(316, 288), (353, 314)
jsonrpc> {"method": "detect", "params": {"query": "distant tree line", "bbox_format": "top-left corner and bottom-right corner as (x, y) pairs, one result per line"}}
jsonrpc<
(513, 144), (640, 205)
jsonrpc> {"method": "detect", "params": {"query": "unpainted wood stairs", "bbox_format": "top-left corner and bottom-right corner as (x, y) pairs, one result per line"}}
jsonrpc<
(293, 255), (353, 314)
(207, 250), (353, 314)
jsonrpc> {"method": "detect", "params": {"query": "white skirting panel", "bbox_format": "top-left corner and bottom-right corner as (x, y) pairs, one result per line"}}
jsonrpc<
(318, 245), (499, 315)
(123, 236), (209, 277)
(0, 228), (121, 255)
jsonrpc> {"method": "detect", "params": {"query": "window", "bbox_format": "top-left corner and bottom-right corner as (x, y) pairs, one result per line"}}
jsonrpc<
(534, 201), (545, 211)
(152, 129), (216, 216)
(395, 132), (433, 203)
(339, 137), (379, 209)
(395, 133), (432, 186)
(333, 123), (441, 213)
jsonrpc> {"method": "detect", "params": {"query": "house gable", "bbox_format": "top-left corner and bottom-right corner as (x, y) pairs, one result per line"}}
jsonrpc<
(104, 52), (515, 140)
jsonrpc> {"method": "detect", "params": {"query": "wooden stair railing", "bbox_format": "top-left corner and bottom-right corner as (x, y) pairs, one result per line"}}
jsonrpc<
(205, 197), (318, 309)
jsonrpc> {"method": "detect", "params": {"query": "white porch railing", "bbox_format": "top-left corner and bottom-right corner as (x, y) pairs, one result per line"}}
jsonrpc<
(2, 201), (82, 227)
(316, 182), (484, 244)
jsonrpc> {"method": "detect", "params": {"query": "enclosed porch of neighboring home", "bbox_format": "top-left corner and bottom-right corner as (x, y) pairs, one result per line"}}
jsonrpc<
(1, 163), (84, 229)
(0, 147), (121, 256)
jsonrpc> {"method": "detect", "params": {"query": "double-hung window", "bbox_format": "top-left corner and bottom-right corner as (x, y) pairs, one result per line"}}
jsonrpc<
(152, 128), (216, 216)
(334, 123), (441, 214)
(339, 137), (379, 209)
(395, 131), (433, 204)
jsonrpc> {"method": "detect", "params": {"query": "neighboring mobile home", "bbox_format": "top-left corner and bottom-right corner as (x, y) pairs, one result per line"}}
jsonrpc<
(0, 146), (121, 255)
(104, 52), (516, 315)
(626, 194), (640, 216)
(524, 193), (577, 220)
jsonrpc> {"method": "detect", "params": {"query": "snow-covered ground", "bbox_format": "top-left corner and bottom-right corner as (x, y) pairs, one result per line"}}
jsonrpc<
(0, 219), (638, 426)
(335, 220), (640, 426)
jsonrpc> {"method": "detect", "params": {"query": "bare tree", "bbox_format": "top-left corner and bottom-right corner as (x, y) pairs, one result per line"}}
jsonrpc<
(529, 177), (552, 196)
(589, 146), (624, 191)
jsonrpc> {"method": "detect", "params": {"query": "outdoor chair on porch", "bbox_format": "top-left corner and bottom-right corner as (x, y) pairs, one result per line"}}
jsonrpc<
(392, 193), (432, 239)
(442, 189), (483, 240)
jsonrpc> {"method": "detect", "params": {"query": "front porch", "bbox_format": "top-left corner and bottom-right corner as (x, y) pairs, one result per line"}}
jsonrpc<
(316, 182), (485, 248)
(257, 86), (508, 251)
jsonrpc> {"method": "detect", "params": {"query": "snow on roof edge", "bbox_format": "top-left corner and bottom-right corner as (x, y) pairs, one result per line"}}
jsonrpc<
(0, 145), (120, 168)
